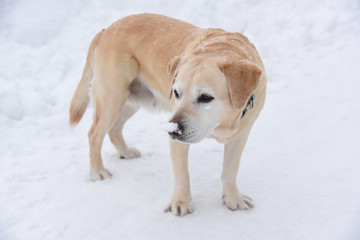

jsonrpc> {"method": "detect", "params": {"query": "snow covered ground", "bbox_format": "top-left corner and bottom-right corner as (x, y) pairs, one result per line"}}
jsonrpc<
(1, 0), (360, 239)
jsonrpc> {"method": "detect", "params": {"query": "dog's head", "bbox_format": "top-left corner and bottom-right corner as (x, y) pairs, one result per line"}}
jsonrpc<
(167, 55), (262, 143)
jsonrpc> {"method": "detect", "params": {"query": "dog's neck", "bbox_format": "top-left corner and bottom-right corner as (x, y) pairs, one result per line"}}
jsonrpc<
(210, 94), (256, 143)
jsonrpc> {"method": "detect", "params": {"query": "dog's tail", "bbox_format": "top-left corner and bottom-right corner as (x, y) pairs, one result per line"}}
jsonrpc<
(69, 29), (105, 126)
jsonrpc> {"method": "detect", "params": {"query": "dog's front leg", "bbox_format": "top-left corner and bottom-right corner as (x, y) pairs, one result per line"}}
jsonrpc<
(222, 131), (254, 210)
(165, 139), (193, 216)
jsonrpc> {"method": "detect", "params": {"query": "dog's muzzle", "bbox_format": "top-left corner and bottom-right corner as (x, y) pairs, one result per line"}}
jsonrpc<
(168, 123), (184, 140)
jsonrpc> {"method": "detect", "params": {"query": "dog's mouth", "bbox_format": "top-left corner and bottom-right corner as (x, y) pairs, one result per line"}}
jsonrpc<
(169, 129), (201, 143)
(161, 122), (202, 143)
(161, 118), (220, 143)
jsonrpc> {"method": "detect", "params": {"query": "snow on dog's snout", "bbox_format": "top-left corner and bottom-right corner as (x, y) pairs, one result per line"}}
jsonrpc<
(160, 122), (182, 134)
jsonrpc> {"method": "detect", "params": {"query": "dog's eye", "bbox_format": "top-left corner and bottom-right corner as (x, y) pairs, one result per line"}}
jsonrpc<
(197, 94), (214, 103)
(173, 89), (180, 99)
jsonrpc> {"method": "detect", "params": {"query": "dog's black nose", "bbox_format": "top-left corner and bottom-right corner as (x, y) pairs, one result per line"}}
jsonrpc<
(168, 123), (183, 139)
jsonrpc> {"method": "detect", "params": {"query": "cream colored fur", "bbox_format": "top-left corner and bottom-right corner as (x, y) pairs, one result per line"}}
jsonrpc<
(69, 13), (266, 216)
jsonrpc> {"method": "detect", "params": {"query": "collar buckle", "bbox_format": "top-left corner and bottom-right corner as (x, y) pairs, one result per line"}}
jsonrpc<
(241, 94), (255, 119)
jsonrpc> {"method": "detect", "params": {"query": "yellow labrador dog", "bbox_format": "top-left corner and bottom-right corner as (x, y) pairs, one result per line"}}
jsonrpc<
(69, 13), (266, 216)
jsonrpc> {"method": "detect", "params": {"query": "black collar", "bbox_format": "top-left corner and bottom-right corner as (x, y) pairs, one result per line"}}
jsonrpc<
(240, 94), (255, 119)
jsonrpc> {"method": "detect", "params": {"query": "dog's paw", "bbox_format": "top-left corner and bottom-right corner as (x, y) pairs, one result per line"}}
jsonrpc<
(222, 192), (254, 210)
(165, 200), (194, 216)
(120, 147), (141, 159)
(90, 168), (112, 181)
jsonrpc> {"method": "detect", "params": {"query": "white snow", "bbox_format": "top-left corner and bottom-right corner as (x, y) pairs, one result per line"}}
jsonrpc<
(1, 1), (360, 240)
(160, 122), (179, 133)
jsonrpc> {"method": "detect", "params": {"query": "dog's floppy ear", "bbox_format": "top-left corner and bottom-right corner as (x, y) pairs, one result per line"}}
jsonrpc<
(220, 60), (262, 109)
(167, 55), (182, 85)
(167, 55), (182, 98)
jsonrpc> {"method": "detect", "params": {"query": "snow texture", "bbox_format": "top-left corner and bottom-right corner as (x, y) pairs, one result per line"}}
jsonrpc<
(1, 0), (360, 240)
(160, 122), (179, 133)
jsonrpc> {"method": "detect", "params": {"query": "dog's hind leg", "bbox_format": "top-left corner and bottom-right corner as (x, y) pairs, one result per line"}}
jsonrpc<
(88, 56), (139, 181)
(88, 98), (123, 181)
(108, 103), (141, 159)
